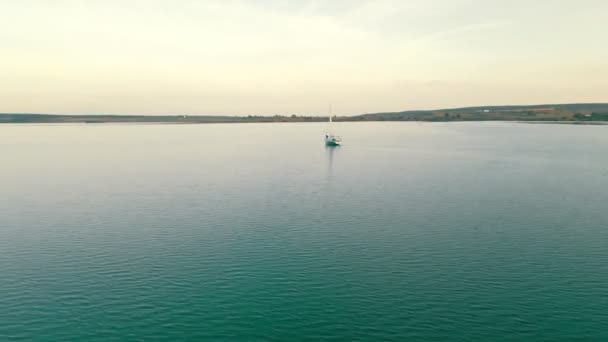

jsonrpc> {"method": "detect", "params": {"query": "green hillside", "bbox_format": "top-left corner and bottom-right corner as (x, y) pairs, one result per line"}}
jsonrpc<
(351, 103), (608, 122)
(2, 103), (607, 123)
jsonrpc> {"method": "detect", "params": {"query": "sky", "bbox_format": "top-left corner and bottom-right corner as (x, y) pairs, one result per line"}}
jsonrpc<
(1, 0), (607, 115)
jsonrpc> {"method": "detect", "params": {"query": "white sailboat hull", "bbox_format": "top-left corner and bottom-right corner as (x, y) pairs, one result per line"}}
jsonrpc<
(325, 135), (341, 146)
(324, 107), (341, 146)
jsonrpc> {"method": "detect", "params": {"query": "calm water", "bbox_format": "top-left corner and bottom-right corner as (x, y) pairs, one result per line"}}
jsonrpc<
(1, 122), (608, 341)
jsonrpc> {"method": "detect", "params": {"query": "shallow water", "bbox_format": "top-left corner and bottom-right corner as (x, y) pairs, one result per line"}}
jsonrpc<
(1, 122), (608, 341)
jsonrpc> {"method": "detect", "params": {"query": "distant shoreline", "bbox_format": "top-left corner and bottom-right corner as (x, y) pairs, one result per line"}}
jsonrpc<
(518, 121), (608, 125)
(2, 120), (607, 126)
(2, 103), (607, 124)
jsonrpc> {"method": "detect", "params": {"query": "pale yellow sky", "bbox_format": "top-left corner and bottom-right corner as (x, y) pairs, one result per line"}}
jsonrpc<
(1, 0), (607, 115)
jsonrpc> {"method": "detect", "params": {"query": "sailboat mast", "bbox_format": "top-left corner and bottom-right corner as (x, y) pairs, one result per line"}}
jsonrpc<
(324, 103), (341, 146)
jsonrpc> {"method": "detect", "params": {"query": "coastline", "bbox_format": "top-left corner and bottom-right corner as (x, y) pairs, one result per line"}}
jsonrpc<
(1, 116), (606, 125)
(2, 103), (607, 124)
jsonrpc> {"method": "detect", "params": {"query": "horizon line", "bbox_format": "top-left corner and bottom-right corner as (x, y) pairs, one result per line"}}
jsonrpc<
(2, 102), (607, 117)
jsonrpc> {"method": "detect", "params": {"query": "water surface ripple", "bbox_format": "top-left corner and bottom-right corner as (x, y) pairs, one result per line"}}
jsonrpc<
(1, 122), (607, 341)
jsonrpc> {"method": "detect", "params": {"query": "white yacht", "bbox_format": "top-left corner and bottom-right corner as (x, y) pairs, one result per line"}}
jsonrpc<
(324, 109), (342, 146)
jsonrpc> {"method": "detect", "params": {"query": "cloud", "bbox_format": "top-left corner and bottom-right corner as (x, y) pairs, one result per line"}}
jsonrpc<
(406, 22), (506, 47)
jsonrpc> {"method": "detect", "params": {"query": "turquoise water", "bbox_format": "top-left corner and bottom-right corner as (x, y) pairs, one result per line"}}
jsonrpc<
(1, 122), (608, 341)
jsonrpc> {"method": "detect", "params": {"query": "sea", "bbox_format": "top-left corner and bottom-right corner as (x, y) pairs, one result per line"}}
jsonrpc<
(1, 122), (607, 341)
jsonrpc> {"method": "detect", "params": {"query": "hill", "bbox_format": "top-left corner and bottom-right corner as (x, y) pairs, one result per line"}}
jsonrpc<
(2, 103), (608, 123)
(350, 103), (608, 122)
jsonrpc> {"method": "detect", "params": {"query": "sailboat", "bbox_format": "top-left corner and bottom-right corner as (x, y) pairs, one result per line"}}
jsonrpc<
(324, 107), (342, 146)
